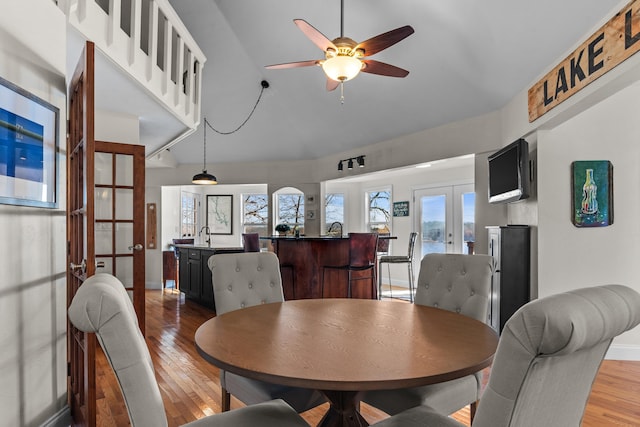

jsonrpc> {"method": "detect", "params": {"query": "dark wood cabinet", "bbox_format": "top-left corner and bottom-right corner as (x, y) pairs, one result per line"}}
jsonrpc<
(487, 225), (531, 333)
(177, 246), (244, 310)
(162, 251), (178, 289)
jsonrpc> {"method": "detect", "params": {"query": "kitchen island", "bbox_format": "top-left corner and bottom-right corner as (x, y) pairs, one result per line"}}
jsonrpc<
(267, 236), (380, 300)
(175, 245), (244, 310)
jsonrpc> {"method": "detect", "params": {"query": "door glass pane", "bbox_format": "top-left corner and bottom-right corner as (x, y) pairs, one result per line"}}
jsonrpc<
(115, 154), (133, 186)
(95, 223), (113, 255)
(94, 152), (112, 185)
(96, 256), (113, 275)
(115, 189), (133, 220)
(95, 188), (112, 220)
(462, 192), (475, 254)
(115, 257), (134, 289)
(421, 195), (446, 256)
(115, 223), (134, 254)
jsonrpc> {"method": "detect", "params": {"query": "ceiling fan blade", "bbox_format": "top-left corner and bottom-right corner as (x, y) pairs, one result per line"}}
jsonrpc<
(265, 60), (320, 70)
(361, 60), (410, 78)
(355, 25), (415, 57)
(294, 19), (338, 52)
(326, 78), (340, 92)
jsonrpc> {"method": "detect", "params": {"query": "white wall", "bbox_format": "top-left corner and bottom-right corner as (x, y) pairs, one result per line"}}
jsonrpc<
(537, 81), (640, 355)
(0, 0), (68, 425)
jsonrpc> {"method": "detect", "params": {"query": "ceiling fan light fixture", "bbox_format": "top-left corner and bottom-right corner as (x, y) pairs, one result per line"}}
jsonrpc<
(322, 55), (362, 82)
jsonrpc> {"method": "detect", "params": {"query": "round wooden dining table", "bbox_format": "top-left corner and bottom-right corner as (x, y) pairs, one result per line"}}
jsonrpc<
(195, 298), (498, 427)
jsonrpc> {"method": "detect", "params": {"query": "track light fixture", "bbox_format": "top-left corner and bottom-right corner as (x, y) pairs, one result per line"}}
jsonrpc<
(337, 155), (365, 171)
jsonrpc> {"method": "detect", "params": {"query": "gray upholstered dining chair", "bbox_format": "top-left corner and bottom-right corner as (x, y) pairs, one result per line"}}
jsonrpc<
(362, 253), (496, 422)
(371, 284), (640, 427)
(208, 252), (326, 412)
(67, 273), (309, 427)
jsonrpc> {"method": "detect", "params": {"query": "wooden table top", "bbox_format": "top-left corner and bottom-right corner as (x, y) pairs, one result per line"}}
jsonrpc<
(195, 299), (498, 392)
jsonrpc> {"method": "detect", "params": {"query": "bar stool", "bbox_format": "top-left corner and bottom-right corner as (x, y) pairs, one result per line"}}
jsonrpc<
(378, 232), (417, 302)
(242, 233), (260, 252)
(376, 233), (390, 257)
(322, 233), (379, 298)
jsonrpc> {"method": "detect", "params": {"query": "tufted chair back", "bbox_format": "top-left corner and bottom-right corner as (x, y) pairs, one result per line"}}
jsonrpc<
(414, 253), (496, 322)
(474, 284), (640, 426)
(68, 274), (169, 427)
(208, 252), (284, 315)
(471, 284), (640, 427)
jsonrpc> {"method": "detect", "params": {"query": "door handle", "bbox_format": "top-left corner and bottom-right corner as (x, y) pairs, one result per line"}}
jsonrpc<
(70, 259), (86, 272)
(128, 243), (144, 251)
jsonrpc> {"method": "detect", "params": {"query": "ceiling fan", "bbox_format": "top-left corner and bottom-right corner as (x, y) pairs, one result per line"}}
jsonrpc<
(265, 0), (414, 93)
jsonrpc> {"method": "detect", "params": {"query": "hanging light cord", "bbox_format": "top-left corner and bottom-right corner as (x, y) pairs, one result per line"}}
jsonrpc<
(202, 117), (209, 172)
(204, 80), (269, 135)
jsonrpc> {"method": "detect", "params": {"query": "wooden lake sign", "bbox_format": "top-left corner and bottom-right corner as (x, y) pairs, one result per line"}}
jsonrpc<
(528, 0), (640, 122)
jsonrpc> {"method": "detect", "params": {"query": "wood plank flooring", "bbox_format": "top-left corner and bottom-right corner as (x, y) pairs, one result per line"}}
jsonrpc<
(94, 290), (640, 426)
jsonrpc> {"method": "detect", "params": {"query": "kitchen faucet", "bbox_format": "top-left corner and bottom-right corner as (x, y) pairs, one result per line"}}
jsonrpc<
(199, 226), (211, 247)
(328, 221), (343, 237)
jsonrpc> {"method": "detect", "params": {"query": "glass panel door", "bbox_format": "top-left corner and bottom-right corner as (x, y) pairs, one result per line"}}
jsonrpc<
(415, 187), (453, 259)
(414, 184), (474, 260)
(94, 141), (146, 331)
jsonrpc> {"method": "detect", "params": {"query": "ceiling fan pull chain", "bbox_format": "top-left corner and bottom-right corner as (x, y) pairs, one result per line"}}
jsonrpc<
(340, 81), (345, 104)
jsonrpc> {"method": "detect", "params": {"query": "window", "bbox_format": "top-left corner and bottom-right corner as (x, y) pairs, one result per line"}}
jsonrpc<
(367, 190), (391, 233)
(276, 192), (305, 234)
(242, 194), (268, 248)
(180, 191), (199, 237)
(325, 193), (344, 234)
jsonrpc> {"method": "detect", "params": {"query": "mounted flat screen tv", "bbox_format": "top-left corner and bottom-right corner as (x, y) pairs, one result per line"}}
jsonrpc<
(488, 138), (530, 204)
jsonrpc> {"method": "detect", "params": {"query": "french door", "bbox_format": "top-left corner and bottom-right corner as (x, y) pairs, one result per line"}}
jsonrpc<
(67, 41), (96, 427)
(94, 141), (146, 329)
(413, 184), (475, 260)
(67, 42), (146, 427)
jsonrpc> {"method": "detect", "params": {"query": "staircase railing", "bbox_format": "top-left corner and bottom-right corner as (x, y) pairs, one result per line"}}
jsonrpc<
(57, 0), (206, 130)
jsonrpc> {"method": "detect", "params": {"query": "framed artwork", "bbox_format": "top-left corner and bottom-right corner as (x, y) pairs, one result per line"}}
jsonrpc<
(206, 194), (233, 234)
(0, 76), (59, 208)
(571, 160), (613, 227)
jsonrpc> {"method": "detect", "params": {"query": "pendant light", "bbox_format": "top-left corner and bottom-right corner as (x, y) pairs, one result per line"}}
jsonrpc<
(192, 118), (217, 185)
(190, 80), (270, 184)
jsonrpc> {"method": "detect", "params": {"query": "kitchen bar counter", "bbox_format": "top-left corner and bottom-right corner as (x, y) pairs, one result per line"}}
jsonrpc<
(265, 235), (393, 300)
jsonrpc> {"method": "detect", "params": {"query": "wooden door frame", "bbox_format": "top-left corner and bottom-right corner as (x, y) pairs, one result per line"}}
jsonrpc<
(67, 41), (96, 427)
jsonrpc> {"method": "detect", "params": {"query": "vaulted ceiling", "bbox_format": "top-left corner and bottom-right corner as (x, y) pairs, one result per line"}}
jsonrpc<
(126, 1), (624, 165)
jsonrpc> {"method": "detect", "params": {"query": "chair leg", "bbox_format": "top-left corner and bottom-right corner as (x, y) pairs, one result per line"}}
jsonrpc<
(378, 262), (383, 300)
(347, 270), (352, 298)
(387, 263), (392, 299)
(407, 261), (414, 303)
(221, 387), (231, 412)
(470, 400), (478, 423)
(321, 267), (327, 298)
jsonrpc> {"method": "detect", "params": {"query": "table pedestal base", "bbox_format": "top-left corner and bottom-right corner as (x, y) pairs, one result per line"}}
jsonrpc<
(318, 390), (368, 427)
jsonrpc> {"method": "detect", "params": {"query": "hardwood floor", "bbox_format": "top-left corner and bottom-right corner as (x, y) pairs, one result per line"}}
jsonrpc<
(94, 290), (640, 426)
